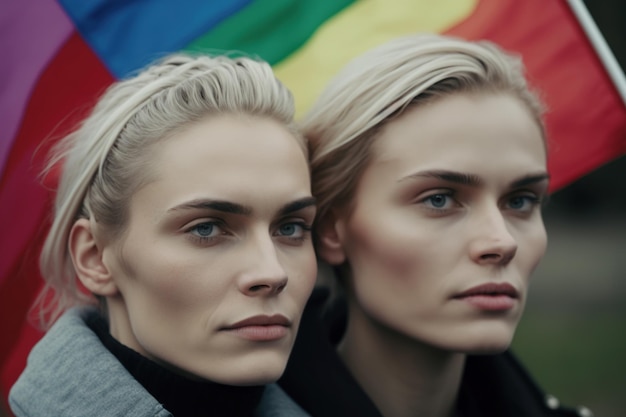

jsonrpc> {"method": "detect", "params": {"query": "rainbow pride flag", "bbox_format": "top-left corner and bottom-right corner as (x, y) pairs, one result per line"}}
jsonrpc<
(1, 0), (625, 408)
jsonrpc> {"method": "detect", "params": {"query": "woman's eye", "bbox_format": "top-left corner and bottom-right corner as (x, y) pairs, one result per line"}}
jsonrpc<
(420, 193), (456, 210)
(427, 194), (449, 208)
(187, 221), (223, 241)
(507, 195), (541, 212)
(279, 223), (299, 236)
(275, 222), (312, 240)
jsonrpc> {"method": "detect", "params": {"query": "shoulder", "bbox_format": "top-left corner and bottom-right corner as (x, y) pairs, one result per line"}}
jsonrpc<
(462, 351), (594, 417)
(278, 287), (384, 417)
(9, 308), (169, 417)
(255, 384), (311, 417)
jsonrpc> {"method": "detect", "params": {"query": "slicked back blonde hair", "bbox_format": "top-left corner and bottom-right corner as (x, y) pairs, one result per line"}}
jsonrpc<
(38, 53), (302, 327)
(303, 33), (545, 226)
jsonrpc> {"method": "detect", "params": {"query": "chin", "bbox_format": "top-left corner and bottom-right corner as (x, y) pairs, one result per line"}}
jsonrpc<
(438, 323), (516, 355)
(470, 316), (521, 351)
(462, 342), (511, 355)
(204, 353), (289, 386)
(457, 332), (515, 355)
(218, 365), (287, 386)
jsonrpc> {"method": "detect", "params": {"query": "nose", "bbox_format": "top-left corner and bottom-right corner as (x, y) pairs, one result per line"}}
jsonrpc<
(468, 206), (518, 266)
(238, 233), (288, 297)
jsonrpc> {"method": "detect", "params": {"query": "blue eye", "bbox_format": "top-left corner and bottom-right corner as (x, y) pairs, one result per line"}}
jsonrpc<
(275, 222), (312, 241)
(279, 223), (299, 236)
(189, 222), (219, 239)
(416, 191), (460, 214)
(427, 194), (450, 208)
(508, 195), (540, 211)
(509, 197), (526, 209)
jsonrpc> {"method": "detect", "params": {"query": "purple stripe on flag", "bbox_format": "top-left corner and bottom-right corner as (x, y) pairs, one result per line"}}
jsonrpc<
(0, 0), (73, 178)
(59, 0), (252, 78)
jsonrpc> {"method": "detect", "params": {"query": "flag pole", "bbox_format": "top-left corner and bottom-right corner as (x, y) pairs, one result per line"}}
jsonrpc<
(566, 0), (626, 107)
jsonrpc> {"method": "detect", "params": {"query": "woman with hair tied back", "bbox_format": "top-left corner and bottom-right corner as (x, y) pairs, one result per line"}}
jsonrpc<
(279, 34), (592, 417)
(10, 54), (317, 417)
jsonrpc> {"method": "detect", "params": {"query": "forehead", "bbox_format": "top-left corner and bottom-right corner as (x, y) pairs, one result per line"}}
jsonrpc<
(370, 93), (546, 175)
(132, 114), (311, 214)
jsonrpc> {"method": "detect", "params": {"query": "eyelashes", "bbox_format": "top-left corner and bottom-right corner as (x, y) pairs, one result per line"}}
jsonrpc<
(184, 219), (313, 246)
(186, 220), (228, 245)
(274, 222), (312, 241)
(418, 192), (459, 211)
(413, 189), (545, 215)
(506, 195), (543, 211)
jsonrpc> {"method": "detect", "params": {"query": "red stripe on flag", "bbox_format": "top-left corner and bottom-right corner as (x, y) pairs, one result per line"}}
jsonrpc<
(445, 0), (626, 191)
(0, 31), (114, 403)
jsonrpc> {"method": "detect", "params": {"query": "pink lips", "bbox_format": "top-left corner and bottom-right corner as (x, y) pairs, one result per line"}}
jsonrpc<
(453, 283), (519, 311)
(221, 315), (291, 341)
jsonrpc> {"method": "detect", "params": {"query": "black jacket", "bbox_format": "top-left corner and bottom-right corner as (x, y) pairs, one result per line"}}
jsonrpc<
(279, 287), (592, 417)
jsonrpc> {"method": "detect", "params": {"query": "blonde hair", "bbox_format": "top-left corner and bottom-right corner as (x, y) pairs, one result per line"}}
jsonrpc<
(38, 53), (301, 327)
(303, 33), (545, 224)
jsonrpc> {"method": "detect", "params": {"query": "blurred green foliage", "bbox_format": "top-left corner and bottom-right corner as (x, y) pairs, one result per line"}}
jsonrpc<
(512, 308), (626, 417)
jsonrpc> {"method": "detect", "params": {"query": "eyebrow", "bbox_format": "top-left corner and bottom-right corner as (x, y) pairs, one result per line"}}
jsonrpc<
(399, 170), (550, 188)
(510, 173), (551, 188)
(168, 200), (252, 215)
(278, 197), (317, 216)
(167, 196), (317, 216)
(399, 170), (483, 186)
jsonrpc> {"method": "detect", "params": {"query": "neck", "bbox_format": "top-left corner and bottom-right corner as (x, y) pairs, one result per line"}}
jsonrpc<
(87, 309), (264, 417)
(338, 301), (465, 417)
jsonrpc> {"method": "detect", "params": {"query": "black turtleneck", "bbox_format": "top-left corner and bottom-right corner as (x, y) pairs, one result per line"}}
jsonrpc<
(278, 287), (582, 417)
(86, 313), (265, 417)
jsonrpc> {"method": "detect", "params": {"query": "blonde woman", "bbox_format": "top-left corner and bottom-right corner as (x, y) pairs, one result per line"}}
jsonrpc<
(279, 34), (588, 417)
(10, 54), (316, 417)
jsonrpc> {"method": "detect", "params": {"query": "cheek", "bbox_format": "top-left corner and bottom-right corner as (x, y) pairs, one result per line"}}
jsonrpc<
(118, 241), (229, 308)
(344, 212), (439, 331)
(283, 247), (318, 299)
(344, 208), (439, 281)
(525, 224), (548, 274)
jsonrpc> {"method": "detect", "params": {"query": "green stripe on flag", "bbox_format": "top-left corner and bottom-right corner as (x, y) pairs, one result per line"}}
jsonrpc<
(273, 0), (478, 117)
(183, 0), (355, 65)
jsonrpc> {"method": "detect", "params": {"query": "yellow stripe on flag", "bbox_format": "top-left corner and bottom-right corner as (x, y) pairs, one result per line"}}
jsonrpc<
(274, 0), (478, 118)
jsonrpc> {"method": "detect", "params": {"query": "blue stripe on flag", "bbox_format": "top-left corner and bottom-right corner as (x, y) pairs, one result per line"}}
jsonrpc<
(59, 0), (252, 78)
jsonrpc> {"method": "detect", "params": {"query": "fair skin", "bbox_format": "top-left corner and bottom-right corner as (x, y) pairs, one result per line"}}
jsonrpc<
(70, 114), (317, 385)
(319, 93), (548, 417)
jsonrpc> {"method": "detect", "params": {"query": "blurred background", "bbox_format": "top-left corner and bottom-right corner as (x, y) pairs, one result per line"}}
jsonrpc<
(511, 3), (626, 415)
(513, 156), (626, 416)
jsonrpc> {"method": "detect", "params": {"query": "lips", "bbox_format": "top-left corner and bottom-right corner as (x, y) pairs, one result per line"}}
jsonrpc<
(221, 315), (291, 341)
(453, 283), (519, 311)
(223, 314), (291, 329)
(454, 282), (519, 299)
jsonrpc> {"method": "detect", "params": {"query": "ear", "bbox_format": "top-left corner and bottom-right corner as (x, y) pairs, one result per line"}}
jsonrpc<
(69, 218), (118, 296)
(317, 211), (348, 266)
